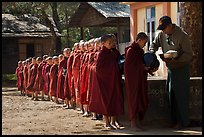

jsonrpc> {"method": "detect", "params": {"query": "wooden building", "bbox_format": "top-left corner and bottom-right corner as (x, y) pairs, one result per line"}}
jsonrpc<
(2, 14), (61, 74)
(68, 2), (130, 44)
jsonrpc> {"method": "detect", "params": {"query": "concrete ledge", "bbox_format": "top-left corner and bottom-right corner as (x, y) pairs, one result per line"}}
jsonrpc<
(120, 77), (202, 125)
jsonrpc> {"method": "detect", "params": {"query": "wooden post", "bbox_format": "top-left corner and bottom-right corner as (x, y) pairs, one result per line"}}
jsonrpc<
(80, 27), (84, 40)
(117, 18), (121, 44)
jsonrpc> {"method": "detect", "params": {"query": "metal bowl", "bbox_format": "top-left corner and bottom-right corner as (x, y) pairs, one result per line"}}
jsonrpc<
(163, 50), (178, 59)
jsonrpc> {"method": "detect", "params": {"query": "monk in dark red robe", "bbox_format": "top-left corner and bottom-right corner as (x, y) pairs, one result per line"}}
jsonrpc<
(64, 49), (79, 109)
(33, 57), (43, 101)
(27, 57), (38, 100)
(43, 57), (53, 99)
(15, 61), (24, 94)
(93, 34), (124, 129)
(124, 32), (150, 131)
(57, 48), (70, 104)
(72, 44), (83, 111)
(40, 55), (48, 99)
(26, 58), (33, 96)
(23, 60), (28, 95)
(88, 38), (101, 120)
(49, 56), (59, 103)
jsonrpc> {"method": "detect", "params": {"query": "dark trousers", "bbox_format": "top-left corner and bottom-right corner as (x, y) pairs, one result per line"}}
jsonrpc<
(166, 64), (190, 126)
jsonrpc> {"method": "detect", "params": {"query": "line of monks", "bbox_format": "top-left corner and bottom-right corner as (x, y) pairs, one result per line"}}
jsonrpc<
(15, 34), (128, 130)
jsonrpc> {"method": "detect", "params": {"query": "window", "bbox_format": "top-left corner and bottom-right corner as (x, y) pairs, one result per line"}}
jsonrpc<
(146, 6), (156, 50)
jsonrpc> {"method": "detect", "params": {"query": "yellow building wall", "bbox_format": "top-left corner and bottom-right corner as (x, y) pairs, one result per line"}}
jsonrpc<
(137, 8), (146, 33)
(171, 2), (178, 25)
(155, 4), (163, 29)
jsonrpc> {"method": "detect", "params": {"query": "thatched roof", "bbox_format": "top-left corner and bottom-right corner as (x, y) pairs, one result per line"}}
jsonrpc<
(2, 14), (61, 38)
(68, 2), (130, 27)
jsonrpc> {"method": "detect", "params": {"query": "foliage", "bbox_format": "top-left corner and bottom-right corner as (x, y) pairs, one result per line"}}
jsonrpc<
(2, 74), (17, 81)
(2, 2), (119, 49)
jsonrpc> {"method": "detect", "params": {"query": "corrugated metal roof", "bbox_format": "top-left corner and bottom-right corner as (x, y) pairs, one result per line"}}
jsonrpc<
(88, 2), (130, 18)
(2, 14), (60, 37)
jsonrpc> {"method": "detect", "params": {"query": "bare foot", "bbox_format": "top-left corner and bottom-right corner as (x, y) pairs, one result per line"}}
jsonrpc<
(104, 124), (116, 130)
(110, 123), (118, 130)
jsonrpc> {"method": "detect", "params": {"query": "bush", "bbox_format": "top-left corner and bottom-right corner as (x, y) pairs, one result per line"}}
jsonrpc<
(2, 74), (17, 81)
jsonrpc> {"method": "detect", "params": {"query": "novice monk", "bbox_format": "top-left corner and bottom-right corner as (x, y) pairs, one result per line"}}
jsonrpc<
(49, 56), (59, 103)
(27, 57), (38, 100)
(124, 32), (156, 131)
(15, 61), (24, 95)
(33, 57), (43, 101)
(40, 55), (49, 100)
(57, 48), (71, 108)
(67, 43), (80, 109)
(43, 57), (53, 100)
(94, 34), (124, 130)
(72, 41), (84, 113)
(88, 37), (102, 120)
(26, 58), (32, 97)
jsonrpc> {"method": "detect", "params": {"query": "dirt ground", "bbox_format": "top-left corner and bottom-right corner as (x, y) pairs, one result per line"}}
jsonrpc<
(2, 87), (202, 135)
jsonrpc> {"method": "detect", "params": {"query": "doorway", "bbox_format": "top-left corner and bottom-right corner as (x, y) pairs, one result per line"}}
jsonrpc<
(26, 44), (35, 58)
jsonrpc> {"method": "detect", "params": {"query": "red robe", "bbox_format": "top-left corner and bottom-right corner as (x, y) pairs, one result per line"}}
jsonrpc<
(64, 54), (76, 100)
(88, 51), (100, 110)
(27, 64), (33, 94)
(90, 46), (124, 116)
(27, 64), (38, 92)
(72, 51), (82, 104)
(15, 66), (24, 91)
(33, 62), (44, 91)
(80, 52), (91, 105)
(49, 64), (58, 97)
(86, 51), (95, 103)
(23, 65), (28, 91)
(43, 64), (52, 95)
(124, 41), (149, 121)
(66, 53), (75, 98)
(57, 57), (68, 100)
(40, 61), (47, 92)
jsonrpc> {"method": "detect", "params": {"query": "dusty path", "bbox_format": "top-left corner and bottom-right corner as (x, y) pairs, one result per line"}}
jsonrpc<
(2, 87), (202, 135)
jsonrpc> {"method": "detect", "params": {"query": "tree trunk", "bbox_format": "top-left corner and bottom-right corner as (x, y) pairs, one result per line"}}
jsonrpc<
(41, 9), (57, 55)
(51, 2), (62, 54)
(65, 10), (70, 48)
(180, 2), (202, 76)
